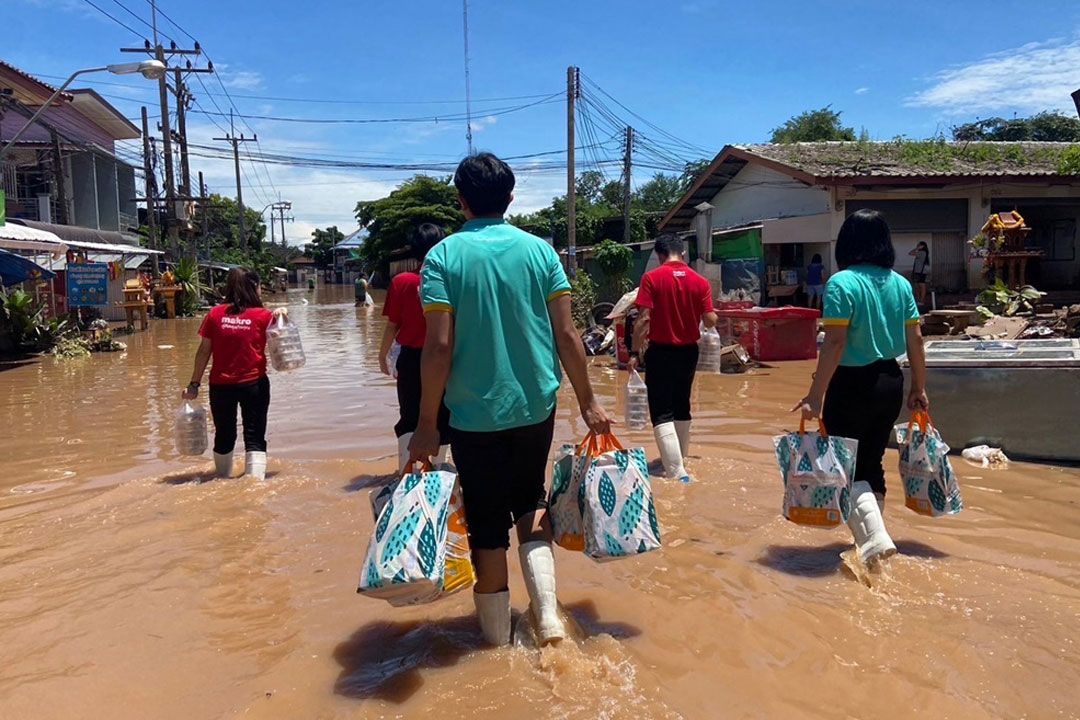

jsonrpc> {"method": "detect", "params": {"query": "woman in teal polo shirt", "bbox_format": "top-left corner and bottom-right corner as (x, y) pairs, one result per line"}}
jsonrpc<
(794, 209), (929, 567)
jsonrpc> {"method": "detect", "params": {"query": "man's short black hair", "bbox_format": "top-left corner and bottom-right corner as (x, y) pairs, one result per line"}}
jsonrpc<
(835, 209), (896, 270)
(410, 223), (445, 262)
(453, 152), (515, 217)
(653, 233), (686, 259)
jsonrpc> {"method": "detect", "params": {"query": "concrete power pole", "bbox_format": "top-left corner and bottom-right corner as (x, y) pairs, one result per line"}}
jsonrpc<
(566, 65), (578, 276)
(140, 106), (158, 254)
(622, 126), (633, 244)
(173, 67), (192, 197)
(214, 110), (258, 251)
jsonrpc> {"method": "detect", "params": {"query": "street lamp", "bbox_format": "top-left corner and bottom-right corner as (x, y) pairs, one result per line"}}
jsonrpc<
(0, 60), (166, 160)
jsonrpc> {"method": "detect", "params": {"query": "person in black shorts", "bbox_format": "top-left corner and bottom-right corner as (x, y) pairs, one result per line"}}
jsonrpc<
(408, 153), (610, 647)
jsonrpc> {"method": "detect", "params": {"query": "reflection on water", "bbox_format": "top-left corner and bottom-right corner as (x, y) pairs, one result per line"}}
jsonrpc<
(0, 285), (1078, 719)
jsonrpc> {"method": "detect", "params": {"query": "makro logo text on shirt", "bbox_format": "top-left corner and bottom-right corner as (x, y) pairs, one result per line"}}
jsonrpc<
(221, 316), (253, 328)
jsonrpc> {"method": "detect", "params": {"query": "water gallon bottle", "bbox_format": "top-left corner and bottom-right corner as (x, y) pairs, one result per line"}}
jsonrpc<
(266, 314), (306, 371)
(387, 341), (401, 379)
(174, 401), (208, 457)
(697, 326), (722, 373)
(626, 369), (649, 431)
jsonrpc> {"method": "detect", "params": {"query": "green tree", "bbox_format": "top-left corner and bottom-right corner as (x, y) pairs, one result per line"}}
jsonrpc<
(355, 175), (464, 274)
(952, 111), (1080, 142)
(635, 172), (688, 212)
(307, 226), (345, 269)
(191, 194), (267, 252)
(770, 106), (856, 143)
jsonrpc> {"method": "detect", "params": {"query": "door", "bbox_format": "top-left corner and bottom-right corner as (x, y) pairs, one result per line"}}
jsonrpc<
(931, 232), (967, 292)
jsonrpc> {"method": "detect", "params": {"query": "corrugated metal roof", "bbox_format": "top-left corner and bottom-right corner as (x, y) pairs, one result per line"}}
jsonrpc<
(0, 60), (69, 104)
(68, 89), (140, 140)
(333, 228), (367, 250)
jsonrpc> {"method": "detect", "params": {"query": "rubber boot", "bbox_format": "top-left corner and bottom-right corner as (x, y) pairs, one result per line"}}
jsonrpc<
(397, 433), (413, 475)
(473, 590), (511, 647)
(213, 451), (233, 478)
(674, 420), (692, 458)
(653, 422), (689, 482)
(519, 541), (566, 645)
(847, 481), (897, 565)
(433, 445), (451, 467)
(876, 493), (886, 514)
(245, 451), (267, 481)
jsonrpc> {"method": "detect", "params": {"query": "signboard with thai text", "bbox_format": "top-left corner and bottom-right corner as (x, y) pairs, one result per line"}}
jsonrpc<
(66, 262), (109, 307)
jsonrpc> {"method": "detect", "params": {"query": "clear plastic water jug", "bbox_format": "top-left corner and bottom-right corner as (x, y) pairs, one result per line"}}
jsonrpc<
(174, 401), (208, 456)
(266, 314), (306, 371)
(625, 369), (649, 431)
(387, 341), (401, 378)
(697, 326), (722, 373)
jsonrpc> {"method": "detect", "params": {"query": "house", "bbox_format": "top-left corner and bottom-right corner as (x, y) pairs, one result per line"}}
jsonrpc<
(330, 228), (366, 284)
(660, 142), (1080, 302)
(287, 255), (317, 285)
(0, 61), (141, 240)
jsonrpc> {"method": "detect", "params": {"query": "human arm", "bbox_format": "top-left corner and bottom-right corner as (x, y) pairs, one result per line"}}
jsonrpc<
(700, 282), (718, 329)
(548, 293), (611, 435)
(905, 322), (929, 411)
(631, 307), (650, 366)
(182, 337), (213, 399)
(407, 311), (454, 465)
(793, 325), (847, 419)
(378, 321), (398, 376)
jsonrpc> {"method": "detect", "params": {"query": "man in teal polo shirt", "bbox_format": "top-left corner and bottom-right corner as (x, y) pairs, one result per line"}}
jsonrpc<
(409, 152), (610, 647)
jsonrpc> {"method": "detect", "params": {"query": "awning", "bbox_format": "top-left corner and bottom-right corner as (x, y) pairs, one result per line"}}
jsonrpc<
(0, 223), (69, 257)
(8, 219), (155, 252)
(0, 248), (56, 286)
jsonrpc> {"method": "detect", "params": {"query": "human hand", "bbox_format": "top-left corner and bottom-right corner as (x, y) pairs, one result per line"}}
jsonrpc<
(908, 388), (929, 412)
(627, 355), (638, 372)
(791, 394), (822, 421)
(272, 307), (289, 320)
(379, 353), (391, 376)
(580, 398), (612, 436)
(406, 424), (440, 473)
(181, 383), (199, 400)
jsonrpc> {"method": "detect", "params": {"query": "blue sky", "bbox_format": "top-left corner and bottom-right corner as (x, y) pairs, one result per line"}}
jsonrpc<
(8, 0), (1080, 243)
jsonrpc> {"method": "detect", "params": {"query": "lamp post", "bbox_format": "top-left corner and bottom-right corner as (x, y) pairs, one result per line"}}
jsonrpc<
(0, 61), (166, 160)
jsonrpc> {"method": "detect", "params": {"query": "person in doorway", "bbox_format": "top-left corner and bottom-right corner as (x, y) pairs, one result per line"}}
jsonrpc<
(408, 152), (611, 648)
(805, 253), (826, 310)
(354, 272), (369, 306)
(909, 241), (930, 306)
(794, 210), (928, 567)
(182, 268), (285, 481)
(630, 234), (717, 483)
(378, 223), (451, 470)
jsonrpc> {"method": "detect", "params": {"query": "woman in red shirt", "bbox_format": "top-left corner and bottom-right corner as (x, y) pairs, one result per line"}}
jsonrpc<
(182, 268), (284, 480)
(378, 223), (451, 471)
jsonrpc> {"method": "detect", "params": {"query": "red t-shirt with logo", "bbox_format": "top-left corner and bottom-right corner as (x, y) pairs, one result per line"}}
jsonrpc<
(636, 261), (714, 346)
(198, 304), (274, 384)
(382, 272), (426, 349)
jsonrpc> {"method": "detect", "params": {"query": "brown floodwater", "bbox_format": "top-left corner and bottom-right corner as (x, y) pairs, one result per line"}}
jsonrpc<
(1, 286), (1077, 720)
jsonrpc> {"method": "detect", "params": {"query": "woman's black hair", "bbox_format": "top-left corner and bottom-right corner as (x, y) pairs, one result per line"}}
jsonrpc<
(835, 209), (896, 270)
(810, 253), (823, 264)
(410, 223), (445, 262)
(916, 241), (929, 253)
(224, 267), (262, 314)
(453, 152), (515, 217)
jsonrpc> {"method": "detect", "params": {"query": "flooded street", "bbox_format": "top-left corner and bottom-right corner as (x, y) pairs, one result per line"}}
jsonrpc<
(1, 286), (1077, 720)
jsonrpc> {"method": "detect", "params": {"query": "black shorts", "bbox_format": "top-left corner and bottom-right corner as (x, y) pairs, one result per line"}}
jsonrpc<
(450, 411), (556, 550)
(644, 342), (699, 426)
(394, 346), (451, 441)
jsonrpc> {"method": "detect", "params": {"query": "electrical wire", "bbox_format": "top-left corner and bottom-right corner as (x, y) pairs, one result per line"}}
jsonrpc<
(78, 0), (150, 40)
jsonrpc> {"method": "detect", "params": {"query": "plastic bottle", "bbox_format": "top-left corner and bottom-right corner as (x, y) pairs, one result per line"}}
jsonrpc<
(266, 314), (306, 371)
(625, 369), (649, 431)
(387, 341), (401, 379)
(175, 401), (208, 456)
(697, 325), (722, 373)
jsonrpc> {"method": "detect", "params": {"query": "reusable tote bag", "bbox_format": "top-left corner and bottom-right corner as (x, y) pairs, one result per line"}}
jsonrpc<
(773, 419), (857, 528)
(358, 465), (475, 606)
(549, 442), (588, 551)
(577, 433), (662, 561)
(895, 411), (963, 517)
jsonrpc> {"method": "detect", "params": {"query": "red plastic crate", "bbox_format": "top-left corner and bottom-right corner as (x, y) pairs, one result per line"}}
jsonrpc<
(715, 306), (821, 361)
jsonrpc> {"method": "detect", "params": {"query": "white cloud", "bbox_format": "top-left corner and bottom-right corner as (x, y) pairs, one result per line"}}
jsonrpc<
(220, 71), (264, 91)
(854, 87), (870, 95)
(468, 115), (498, 134)
(908, 37), (1080, 113)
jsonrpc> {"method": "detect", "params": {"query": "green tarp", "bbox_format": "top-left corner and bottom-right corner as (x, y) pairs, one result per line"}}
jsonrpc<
(712, 227), (762, 260)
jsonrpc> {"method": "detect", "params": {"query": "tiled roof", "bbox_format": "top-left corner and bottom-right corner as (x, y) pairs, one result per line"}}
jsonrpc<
(738, 141), (1079, 178)
(0, 60), (68, 101)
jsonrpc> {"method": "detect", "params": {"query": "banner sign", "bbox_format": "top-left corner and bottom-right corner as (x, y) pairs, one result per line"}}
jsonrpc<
(67, 262), (110, 307)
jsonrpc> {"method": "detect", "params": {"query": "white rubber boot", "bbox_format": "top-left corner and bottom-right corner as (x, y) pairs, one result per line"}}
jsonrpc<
(653, 422), (689, 482)
(213, 452), (233, 478)
(519, 541), (566, 645)
(433, 445), (451, 467)
(473, 590), (511, 647)
(847, 481), (897, 565)
(245, 451), (267, 481)
(876, 494), (886, 514)
(397, 433), (413, 474)
(674, 420), (692, 458)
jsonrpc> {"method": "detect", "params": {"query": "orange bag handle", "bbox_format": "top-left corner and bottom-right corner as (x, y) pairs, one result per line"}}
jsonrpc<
(577, 431), (625, 456)
(799, 417), (829, 437)
(907, 410), (932, 435)
(400, 458), (434, 477)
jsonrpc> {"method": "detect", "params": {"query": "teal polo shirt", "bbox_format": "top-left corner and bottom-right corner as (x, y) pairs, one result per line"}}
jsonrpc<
(420, 219), (571, 432)
(823, 265), (921, 367)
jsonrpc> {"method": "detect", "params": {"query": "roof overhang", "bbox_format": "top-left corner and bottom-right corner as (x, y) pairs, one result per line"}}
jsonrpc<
(68, 89), (140, 140)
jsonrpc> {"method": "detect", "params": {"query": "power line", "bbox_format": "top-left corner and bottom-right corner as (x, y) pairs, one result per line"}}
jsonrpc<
(79, 0), (150, 40)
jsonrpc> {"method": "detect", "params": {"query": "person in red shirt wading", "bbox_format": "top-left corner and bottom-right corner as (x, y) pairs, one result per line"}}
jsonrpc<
(182, 268), (285, 480)
(631, 235), (718, 482)
(378, 223), (451, 470)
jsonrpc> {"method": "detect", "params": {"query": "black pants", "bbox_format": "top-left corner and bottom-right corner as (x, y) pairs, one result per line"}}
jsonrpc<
(451, 412), (556, 550)
(209, 376), (270, 454)
(644, 342), (699, 426)
(822, 360), (904, 497)
(394, 346), (451, 442)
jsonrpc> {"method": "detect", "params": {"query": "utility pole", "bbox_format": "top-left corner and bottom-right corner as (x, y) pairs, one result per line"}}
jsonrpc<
(49, 131), (69, 225)
(622, 125), (633, 244)
(273, 201), (292, 247)
(566, 65), (578, 276)
(198, 171), (208, 261)
(140, 106), (158, 254)
(173, 67), (192, 196)
(213, 110), (258, 251)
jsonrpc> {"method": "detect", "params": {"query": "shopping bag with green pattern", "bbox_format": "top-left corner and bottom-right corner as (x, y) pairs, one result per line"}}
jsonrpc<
(773, 419), (857, 528)
(576, 432), (661, 562)
(895, 411), (963, 517)
(358, 466), (470, 606)
(549, 442), (589, 551)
